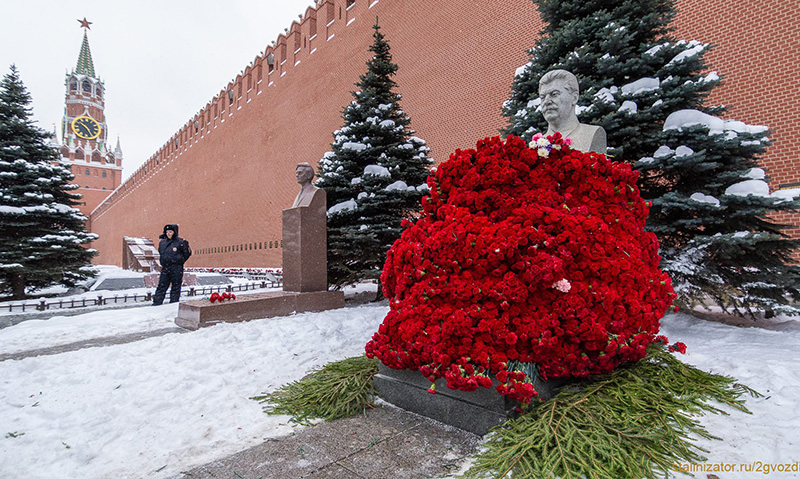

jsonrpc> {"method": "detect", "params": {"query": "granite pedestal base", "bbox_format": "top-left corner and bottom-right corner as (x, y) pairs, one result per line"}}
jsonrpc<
(374, 363), (566, 436)
(175, 290), (344, 330)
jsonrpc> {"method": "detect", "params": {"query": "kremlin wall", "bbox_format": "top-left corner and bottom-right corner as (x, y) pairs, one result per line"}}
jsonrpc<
(89, 0), (800, 267)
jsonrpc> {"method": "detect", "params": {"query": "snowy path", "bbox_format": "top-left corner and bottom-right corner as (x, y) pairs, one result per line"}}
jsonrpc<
(0, 303), (387, 479)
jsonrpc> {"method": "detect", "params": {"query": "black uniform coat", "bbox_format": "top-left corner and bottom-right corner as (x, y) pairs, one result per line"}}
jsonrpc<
(158, 224), (192, 267)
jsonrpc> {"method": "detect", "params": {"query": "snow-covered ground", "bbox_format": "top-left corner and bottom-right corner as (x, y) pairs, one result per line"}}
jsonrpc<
(0, 301), (386, 478)
(0, 297), (798, 478)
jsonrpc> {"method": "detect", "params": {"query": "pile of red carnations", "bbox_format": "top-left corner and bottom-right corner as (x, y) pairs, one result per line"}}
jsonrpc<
(365, 134), (676, 403)
(209, 292), (236, 303)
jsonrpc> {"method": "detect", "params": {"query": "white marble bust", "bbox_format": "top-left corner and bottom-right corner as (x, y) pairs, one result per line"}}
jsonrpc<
(539, 69), (607, 154)
(291, 162), (323, 208)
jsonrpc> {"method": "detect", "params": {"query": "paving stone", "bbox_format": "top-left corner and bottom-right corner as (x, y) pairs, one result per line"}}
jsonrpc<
(171, 406), (479, 479)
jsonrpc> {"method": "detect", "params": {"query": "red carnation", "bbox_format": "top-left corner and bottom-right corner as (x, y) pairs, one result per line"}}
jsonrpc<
(366, 135), (674, 403)
(668, 342), (687, 354)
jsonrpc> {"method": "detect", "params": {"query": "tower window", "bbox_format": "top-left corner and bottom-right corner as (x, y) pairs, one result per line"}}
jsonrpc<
(70, 80), (78, 92)
(82, 81), (91, 93)
(102, 171), (107, 178)
(85, 169), (90, 175)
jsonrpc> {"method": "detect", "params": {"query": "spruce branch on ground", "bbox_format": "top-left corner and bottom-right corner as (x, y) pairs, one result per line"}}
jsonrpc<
(461, 344), (760, 479)
(251, 355), (379, 422)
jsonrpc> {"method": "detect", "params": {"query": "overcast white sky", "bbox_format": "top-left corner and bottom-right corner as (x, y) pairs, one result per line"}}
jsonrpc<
(0, 0), (314, 180)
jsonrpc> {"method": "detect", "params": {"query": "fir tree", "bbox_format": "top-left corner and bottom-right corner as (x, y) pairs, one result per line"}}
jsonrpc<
(504, 0), (800, 316)
(0, 65), (97, 299)
(639, 111), (800, 316)
(317, 21), (432, 289)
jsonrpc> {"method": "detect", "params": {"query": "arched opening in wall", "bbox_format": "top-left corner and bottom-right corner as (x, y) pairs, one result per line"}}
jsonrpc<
(92, 151), (102, 163)
(70, 80), (78, 92)
(85, 168), (90, 176)
(82, 80), (91, 93)
(74, 148), (85, 161)
(96, 88), (102, 100)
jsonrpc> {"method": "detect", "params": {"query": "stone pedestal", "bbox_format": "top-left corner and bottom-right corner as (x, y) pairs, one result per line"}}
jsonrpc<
(175, 290), (344, 330)
(175, 167), (345, 331)
(374, 363), (566, 435)
(282, 189), (327, 292)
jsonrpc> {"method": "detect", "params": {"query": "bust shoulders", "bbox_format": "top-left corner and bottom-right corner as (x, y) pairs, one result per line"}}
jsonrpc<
(292, 184), (325, 209)
(551, 123), (607, 154)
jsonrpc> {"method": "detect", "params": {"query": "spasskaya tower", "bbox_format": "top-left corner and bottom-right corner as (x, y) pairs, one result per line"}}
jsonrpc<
(57, 18), (122, 217)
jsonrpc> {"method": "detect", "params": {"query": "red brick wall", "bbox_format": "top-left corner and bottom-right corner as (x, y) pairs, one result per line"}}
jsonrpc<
(90, 0), (800, 266)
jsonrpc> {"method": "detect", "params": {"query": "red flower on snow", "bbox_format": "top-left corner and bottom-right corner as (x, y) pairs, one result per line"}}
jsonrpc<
(365, 134), (675, 403)
(209, 292), (237, 303)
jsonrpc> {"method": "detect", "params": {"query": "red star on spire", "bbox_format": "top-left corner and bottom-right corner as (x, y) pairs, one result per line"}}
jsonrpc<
(78, 17), (92, 30)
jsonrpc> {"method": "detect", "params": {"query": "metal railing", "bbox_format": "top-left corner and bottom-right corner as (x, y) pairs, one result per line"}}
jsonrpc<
(2, 280), (281, 313)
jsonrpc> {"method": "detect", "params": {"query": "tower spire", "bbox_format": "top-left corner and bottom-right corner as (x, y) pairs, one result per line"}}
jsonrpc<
(75, 20), (96, 77)
(114, 136), (123, 159)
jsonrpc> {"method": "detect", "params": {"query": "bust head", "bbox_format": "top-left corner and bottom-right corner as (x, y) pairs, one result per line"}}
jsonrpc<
(291, 162), (323, 208)
(295, 162), (315, 185)
(539, 69), (579, 128)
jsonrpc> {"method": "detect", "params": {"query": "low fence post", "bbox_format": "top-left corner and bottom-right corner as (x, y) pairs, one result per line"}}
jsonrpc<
(37, 299), (46, 311)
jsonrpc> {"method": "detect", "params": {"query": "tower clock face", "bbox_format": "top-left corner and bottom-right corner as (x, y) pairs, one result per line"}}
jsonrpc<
(71, 115), (101, 140)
